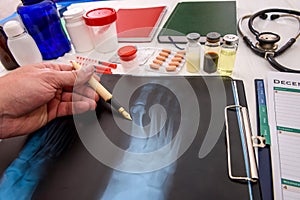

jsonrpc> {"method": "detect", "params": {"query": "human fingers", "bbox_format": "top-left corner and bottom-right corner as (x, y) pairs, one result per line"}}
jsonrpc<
(73, 85), (99, 102)
(56, 101), (96, 118)
(61, 92), (98, 106)
(93, 73), (100, 82)
(62, 85), (99, 101)
(48, 64), (94, 88)
(21, 62), (72, 71)
(42, 62), (73, 71)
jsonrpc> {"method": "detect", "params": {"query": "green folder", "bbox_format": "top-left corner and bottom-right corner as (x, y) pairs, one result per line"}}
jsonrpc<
(157, 1), (237, 44)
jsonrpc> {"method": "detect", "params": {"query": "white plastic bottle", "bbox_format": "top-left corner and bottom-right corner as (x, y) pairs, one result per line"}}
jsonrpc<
(3, 20), (42, 66)
(63, 7), (94, 53)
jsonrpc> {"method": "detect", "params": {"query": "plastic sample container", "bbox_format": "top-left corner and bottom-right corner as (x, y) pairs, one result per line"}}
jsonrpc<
(117, 45), (139, 73)
(83, 7), (118, 53)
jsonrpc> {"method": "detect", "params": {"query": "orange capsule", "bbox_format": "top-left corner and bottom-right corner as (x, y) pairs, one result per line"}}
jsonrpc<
(171, 57), (182, 62)
(159, 52), (169, 58)
(162, 49), (171, 54)
(168, 61), (180, 67)
(153, 59), (163, 65)
(166, 65), (177, 71)
(176, 50), (186, 55)
(174, 54), (184, 59)
(150, 63), (160, 69)
(156, 56), (166, 61)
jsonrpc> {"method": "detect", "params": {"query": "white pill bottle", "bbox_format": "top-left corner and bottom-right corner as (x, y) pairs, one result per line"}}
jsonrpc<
(63, 7), (94, 53)
(3, 20), (42, 66)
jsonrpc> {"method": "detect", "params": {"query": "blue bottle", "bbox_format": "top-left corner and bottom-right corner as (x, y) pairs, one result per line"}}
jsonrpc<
(17, 0), (71, 60)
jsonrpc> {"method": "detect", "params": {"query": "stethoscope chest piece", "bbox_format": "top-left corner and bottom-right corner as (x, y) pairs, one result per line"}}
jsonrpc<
(256, 32), (280, 51)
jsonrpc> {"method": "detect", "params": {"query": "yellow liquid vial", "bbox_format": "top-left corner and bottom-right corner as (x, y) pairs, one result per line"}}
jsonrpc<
(186, 52), (200, 73)
(217, 49), (236, 76)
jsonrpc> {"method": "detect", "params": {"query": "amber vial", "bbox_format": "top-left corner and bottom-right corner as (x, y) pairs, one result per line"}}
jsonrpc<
(203, 32), (221, 73)
(0, 26), (19, 70)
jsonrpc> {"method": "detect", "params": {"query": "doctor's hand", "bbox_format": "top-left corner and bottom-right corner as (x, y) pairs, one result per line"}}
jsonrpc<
(0, 62), (99, 139)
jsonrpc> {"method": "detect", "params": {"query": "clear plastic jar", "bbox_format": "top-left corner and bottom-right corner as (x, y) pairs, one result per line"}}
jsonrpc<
(17, 0), (71, 60)
(63, 7), (94, 53)
(186, 32), (201, 73)
(203, 32), (221, 73)
(118, 45), (139, 73)
(217, 34), (239, 76)
(83, 8), (118, 53)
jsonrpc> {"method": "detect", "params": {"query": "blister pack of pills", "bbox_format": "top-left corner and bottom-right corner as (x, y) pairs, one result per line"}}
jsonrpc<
(109, 47), (156, 65)
(145, 49), (186, 73)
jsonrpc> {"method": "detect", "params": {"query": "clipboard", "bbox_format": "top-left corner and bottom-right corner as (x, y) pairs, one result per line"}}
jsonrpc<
(0, 75), (263, 199)
(255, 79), (274, 200)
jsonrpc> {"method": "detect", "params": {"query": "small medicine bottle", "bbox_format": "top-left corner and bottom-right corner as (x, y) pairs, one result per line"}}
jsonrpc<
(217, 34), (239, 76)
(203, 32), (221, 74)
(63, 7), (94, 53)
(186, 32), (201, 73)
(3, 20), (43, 66)
(118, 45), (139, 73)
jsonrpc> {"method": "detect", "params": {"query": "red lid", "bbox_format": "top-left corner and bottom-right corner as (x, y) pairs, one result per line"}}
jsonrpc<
(118, 46), (137, 61)
(83, 8), (117, 26)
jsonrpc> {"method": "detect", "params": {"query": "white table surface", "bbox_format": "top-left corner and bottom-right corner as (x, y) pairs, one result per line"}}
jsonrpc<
(1, 0), (300, 138)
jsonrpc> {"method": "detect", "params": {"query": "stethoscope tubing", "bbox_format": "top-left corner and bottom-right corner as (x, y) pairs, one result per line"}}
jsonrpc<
(238, 8), (300, 73)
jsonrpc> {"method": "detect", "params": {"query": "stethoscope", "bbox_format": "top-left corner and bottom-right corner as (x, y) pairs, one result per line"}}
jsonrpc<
(238, 8), (300, 73)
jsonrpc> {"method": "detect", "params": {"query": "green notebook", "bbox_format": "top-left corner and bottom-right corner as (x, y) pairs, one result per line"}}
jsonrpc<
(157, 1), (237, 44)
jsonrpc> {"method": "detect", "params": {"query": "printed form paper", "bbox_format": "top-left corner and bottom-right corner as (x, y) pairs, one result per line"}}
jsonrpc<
(267, 72), (300, 200)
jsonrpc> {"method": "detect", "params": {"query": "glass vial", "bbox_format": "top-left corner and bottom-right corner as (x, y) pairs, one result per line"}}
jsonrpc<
(203, 32), (221, 73)
(186, 32), (201, 73)
(17, 0), (71, 60)
(0, 26), (19, 70)
(217, 34), (239, 76)
(3, 20), (43, 66)
(63, 7), (94, 53)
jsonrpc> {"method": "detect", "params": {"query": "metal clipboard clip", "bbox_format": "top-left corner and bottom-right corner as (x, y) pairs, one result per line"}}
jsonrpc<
(225, 105), (259, 182)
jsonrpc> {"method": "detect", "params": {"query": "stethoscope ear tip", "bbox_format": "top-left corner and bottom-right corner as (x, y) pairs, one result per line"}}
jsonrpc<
(259, 13), (280, 20)
(270, 14), (280, 20)
(259, 13), (268, 20)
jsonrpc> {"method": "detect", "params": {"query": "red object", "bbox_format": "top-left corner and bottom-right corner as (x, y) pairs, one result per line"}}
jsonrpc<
(94, 65), (111, 71)
(75, 55), (117, 69)
(95, 66), (112, 74)
(83, 8), (117, 26)
(116, 6), (167, 42)
(98, 61), (117, 69)
(117, 45), (137, 61)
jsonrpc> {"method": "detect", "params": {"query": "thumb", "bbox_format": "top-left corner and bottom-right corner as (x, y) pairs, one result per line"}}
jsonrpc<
(52, 64), (94, 88)
(75, 64), (95, 86)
